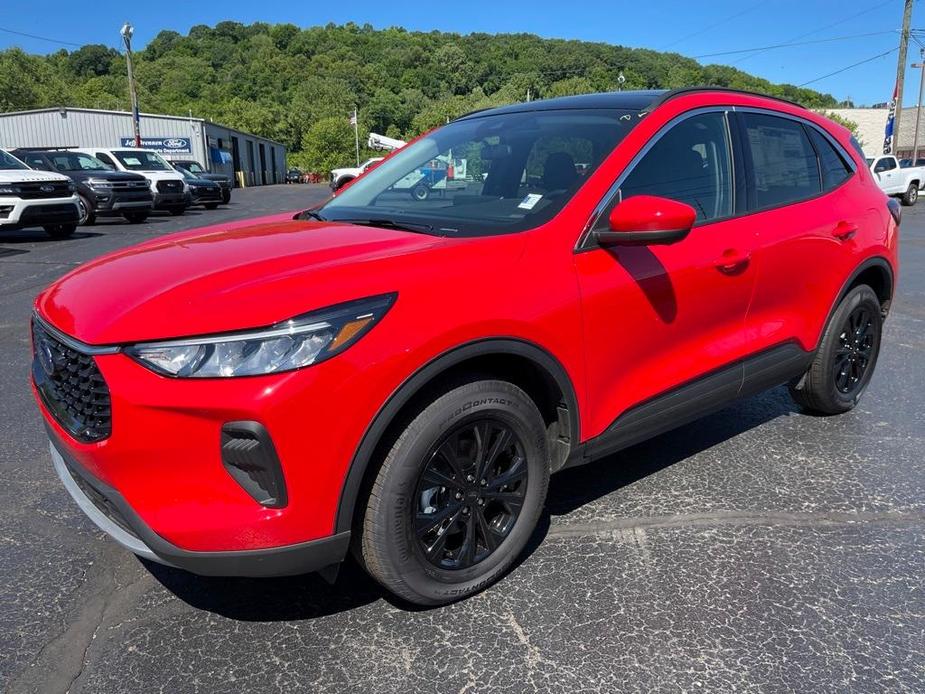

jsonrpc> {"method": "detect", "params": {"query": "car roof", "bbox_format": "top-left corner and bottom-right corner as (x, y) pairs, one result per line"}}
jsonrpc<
(456, 87), (805, 121)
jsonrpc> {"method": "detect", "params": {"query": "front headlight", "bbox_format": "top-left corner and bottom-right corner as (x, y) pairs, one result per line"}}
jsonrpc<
(87, 179), (112, 190)
(126, 294), (396, 377)
(66, 180), (76, 192)
(0, 185), (19, 195)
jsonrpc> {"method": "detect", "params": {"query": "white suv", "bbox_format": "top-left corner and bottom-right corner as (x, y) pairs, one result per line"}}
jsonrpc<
(0, 149), (80, 238)
(72, 148), (188, 215)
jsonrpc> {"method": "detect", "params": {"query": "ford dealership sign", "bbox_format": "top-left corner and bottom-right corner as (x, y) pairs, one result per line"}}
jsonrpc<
(119, 136), (192, 153)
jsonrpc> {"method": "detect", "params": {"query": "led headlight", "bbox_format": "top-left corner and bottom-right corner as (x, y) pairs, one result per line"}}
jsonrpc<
(87, 179), (113, 190)
(0, 185), (19, 194)
(126, 293), (396, 378)
(66, 180), (76, 192)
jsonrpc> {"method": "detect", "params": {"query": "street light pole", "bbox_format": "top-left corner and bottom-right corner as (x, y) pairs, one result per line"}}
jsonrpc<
(912, 52), (925, 164)
(121, 22), (141, 148)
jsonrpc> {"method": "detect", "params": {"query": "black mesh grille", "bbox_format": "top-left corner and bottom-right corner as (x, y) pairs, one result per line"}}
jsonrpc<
(17, 181), (72, 199)
(32, 320), (112, 443)
(156, 180), (182, 193)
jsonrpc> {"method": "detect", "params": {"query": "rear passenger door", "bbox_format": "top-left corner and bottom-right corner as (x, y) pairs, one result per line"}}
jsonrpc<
(735, 110), (863, 361)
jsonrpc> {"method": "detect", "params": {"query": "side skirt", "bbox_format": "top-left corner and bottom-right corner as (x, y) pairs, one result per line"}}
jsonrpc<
(564, 342), (812, 468)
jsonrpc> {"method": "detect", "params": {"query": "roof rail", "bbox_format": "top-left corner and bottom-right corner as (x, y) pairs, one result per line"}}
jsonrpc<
(8, 146), (79, 151)
(650, 87), (806, 110)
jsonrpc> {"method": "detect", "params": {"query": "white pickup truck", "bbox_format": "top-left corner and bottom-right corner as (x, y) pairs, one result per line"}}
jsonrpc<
(866, 154), (925, 205)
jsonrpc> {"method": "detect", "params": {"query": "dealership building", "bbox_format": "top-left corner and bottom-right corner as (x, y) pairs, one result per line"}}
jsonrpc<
(0, 107), (286, 186)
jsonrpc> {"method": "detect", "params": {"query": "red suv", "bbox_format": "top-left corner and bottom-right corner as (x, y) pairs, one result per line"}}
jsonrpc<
(32, 89), (898, 605)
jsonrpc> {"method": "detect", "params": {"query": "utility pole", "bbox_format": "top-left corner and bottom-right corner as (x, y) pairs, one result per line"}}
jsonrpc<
(912, 51), (925, 163)
(120, 22), (141, 148)
(891, 0), (915, 154)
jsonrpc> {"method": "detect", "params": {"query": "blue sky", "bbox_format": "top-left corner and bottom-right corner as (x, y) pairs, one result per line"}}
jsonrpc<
(0, 0), (919, 106)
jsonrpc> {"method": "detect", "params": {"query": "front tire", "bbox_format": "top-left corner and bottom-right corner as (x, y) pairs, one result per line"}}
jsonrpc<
(123, 211), (149, 224)
(205, 203), (219, 210)
(901, 183), (918, 206)
(77, 194), (96, 225)
(789, 285), (882, 414)
(411, 182), (430, 201)
(169, 207), (186, 216)
(360, 380), (549, 606)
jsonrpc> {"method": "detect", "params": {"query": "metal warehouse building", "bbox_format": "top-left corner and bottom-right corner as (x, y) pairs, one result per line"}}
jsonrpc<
(0, 107), (286, 186)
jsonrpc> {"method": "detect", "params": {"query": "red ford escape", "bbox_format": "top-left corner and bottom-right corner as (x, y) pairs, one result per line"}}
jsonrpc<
(32, 89), (899, 606)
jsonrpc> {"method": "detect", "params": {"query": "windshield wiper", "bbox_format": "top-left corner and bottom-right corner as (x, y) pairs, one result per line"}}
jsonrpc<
(339, 218), (435, 234)
(298, 209), (327, 222)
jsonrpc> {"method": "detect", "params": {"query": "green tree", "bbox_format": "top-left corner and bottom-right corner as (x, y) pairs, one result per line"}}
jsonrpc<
(302, 116), (356, 172)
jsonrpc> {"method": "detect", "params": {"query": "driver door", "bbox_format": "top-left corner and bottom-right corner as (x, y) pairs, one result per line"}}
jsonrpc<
(574, 109), (757, 440)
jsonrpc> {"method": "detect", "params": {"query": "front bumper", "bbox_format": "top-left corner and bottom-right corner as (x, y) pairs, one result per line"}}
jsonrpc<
(152, 191), (187, 210)
(0, 195), (80, 229)
(49, 434), (350, 576)
(88, 189), (154, 215)
(189, 187), (223, 205)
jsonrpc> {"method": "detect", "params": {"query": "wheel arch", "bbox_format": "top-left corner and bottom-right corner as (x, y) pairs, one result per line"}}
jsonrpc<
(842, 256), (894, 316)
(333, 338), (580, 534)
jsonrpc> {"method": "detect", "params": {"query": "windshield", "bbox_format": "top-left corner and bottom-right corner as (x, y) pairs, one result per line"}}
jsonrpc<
(113, 150), (173, 171)
(0, 150), (28, 170)
(319, 108), (641, 236)
(48, 152), (110, 172)
(177, 168), (197, 181)
(182, 161), (205, 173)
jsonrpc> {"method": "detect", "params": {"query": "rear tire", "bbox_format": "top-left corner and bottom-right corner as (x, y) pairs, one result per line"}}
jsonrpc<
(411, 183), (430, 201)
(789, 285), (882, 414)
(360, 380), (549, 606)
(43, 223), (76, 239)
(901, 183), (918, 206)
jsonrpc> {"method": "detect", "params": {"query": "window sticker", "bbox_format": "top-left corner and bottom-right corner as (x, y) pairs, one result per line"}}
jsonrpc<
(518, 193), (543, 210)
(122, 157), (142, 167)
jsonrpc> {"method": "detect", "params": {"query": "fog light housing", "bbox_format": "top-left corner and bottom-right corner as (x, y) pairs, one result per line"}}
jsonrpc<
(220, 421), (287, 508)
(0, 205), (13, 219)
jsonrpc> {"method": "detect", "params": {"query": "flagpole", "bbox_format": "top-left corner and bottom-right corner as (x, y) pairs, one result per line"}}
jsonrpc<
(353, 107), (360, 167)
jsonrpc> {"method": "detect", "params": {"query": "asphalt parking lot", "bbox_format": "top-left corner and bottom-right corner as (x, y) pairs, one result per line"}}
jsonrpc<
(1, 184), (923, 693)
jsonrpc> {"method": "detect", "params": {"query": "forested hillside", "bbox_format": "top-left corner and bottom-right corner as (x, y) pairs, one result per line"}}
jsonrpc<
(0, 22), (844, 171)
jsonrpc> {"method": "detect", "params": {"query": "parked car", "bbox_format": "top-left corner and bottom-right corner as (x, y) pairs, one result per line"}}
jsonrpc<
(0, 148), (79, 238)
(866, 154), (925, 205)
(286, 168), (303, 184)
(71, 148), (187, 215)
(12, 148), (153, 225)
(169, 159), (232, 204)
(33, 89), (898, 606)
(177, 167), (223, 209)
(330, 157), (384, 191)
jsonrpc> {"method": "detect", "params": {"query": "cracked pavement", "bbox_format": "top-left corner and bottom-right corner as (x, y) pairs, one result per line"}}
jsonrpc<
(1, 185), (923, 693)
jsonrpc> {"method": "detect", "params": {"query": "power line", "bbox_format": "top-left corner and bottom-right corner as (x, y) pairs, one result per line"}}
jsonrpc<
(661, 1), (766, 50)
(799, 46), (897, 86)
(692, 30), (897, 59)
(733, 0), (896, 66)
(0, 25), (83, 48)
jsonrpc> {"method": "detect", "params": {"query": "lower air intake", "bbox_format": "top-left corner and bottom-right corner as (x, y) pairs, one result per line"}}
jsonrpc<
(220, 422), (288, 508)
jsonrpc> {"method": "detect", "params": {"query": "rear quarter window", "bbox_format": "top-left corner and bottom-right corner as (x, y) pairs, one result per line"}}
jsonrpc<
(807, 128), (853, 191)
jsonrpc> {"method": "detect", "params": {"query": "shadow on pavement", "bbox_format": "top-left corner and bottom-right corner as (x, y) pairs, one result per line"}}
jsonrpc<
(146, 387), (799, 619)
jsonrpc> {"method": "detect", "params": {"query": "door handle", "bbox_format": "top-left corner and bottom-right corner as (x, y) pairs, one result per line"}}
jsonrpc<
(832, 221), (857, 240)
(714, 248), (751, 272)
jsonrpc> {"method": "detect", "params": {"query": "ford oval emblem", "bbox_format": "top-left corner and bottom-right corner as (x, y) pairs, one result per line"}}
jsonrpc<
(38, 340), (57, 377)
(164, 139), (186, 149)
(39, 184), (54, 193)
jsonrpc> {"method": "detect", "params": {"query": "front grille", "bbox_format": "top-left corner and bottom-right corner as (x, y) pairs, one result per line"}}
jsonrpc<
(17, 181), (72, 199)
(156, 180), (182, 193)
(111, 180), (150, 190)
(32, 320), (112, 443)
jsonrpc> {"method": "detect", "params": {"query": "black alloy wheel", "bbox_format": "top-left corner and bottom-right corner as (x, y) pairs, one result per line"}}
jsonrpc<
(413, 419), (527, 571)
(833, 305), (875, 395)
(76, 194), (95, 225)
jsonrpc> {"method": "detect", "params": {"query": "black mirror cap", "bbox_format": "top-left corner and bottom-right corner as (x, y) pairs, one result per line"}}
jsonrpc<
(593, 227), (691, 247)
(887, 197), (902, 225)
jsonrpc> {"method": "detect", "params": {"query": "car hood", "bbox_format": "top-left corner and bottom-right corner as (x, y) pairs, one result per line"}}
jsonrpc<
(36, 213), (454, 344)
(0, 168), (70, 183)
(71, 170), (147, 183)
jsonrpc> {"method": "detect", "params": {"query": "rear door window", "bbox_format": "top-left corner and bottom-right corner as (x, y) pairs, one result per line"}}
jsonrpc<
(741, 113), (821, 209)
(806, 128), (853, 191)
(95, 152), (117, 168)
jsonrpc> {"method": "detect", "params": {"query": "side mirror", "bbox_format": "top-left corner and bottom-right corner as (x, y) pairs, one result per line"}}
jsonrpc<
(593, 195), (696, 247)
